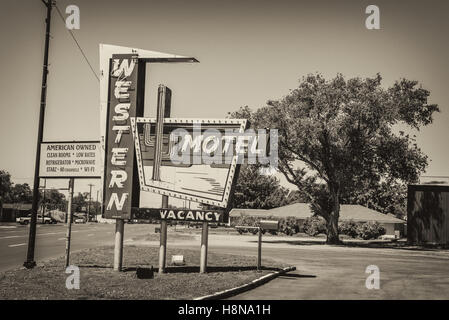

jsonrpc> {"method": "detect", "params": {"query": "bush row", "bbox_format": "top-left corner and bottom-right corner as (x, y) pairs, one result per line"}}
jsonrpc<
(231, 215), (386, 240)
(339, 220), (386, 240)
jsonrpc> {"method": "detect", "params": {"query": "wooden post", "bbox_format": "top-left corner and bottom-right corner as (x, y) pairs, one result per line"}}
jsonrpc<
(65, 178), (74, 268)
(257, 227), (262, 271)
(114, 219), (125, 271)
(200, 222), (209, 273)
(153, 85), (171, 274)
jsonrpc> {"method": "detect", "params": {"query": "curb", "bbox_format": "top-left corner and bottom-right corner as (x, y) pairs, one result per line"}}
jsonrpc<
(194, 266), (296, 300)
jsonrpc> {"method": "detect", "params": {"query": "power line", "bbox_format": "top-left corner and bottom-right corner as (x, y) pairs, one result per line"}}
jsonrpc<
(54, 4), (99, 82)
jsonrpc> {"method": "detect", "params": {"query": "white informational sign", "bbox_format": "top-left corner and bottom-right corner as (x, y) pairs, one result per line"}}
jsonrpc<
(39, 142), (101, 178)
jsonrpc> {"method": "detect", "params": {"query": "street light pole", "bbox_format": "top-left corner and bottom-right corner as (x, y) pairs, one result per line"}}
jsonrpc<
(24, 0), (53, 269)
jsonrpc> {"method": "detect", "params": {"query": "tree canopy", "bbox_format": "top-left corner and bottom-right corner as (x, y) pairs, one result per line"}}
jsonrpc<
(0, 170), (33, 205)
(0, 170), (13, 205)
(230, 165), (288, 209)
(232, 73), (439, 243)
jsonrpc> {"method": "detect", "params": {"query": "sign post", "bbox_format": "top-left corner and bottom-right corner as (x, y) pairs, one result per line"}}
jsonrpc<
(200, 222), (209, 273)
(65, 178), (74, 268)
(257, 227), (262, 271)
(153, 85), (171, 274)
(159, 198), (168, 274)
(114, 219), (125, 271)
(235, 221), (279, 271)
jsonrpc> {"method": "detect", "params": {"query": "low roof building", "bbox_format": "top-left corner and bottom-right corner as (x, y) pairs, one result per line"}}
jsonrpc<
(230, 203), (405, 235)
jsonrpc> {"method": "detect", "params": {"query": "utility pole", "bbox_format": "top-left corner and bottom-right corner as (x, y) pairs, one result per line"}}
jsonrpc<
(24, 0), (53, 269)
(87, 183), (94, 222)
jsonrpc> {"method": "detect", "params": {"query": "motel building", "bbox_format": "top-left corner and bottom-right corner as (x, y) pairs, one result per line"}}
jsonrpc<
(230, 202), (406, 237)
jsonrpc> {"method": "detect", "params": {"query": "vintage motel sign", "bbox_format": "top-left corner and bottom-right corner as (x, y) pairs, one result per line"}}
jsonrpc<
(131, 117), (248, 209)
(102, 53), (143, 219)
(99, 44), (198, 219)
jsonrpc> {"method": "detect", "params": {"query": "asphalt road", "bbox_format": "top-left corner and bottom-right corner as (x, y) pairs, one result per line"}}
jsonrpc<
(222, 245), (449, 299)
(129, 232), (449, 299)
(0, 223), (151, 272)
(2, 224), (449, 299)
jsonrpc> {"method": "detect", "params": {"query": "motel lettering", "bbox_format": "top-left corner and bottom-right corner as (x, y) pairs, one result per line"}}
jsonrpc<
(132, 208), (226, 222)
(103, 54), (144, 219)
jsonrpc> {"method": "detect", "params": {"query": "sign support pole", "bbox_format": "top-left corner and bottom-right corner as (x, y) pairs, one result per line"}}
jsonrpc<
(153, 85), (171, 274)
(41, 179), (46, 224)
(200, 222), (209, 273)
(24, 0), (52, 269)
(65, 178), (74, 268)
(257, 227), (262, 271)
(159, 196), (168, 274)
(114, 219), (125, 271)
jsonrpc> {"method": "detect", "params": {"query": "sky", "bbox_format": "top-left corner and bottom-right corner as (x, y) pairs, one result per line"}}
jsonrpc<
(0, 0), (448, 204)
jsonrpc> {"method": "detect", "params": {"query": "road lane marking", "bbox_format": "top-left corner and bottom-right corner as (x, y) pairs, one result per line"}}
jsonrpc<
(36, 232), (65, 236)
(0, 235), (21, 240)
(87, 234), (94, 236)
(1, 232), (68, 239)
(58, 237), (66, 241)
(8, 243), (26, 247)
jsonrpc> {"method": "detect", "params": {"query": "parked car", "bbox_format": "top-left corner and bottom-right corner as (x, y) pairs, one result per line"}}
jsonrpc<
(17, 214), (56, 225)
(74, 216), (86, 224)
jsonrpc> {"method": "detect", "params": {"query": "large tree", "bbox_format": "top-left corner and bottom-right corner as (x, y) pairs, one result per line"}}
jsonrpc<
(10, 183), (33, 203)
(341, 180), (407, 219)
(234, 74), (438, 244)
(41, 189), (66, 211)
(72, 192), (88, 212)
(231, 165), (288, 209)
(0, 170), (12, 205)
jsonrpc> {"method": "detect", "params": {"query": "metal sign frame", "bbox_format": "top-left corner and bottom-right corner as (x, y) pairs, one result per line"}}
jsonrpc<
(131, 117), (248, 208)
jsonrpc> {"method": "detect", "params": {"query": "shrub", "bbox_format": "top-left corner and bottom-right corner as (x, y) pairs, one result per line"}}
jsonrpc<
(356, 221), (386, 240)
(303, 216), (327, 236)
(339, 220), (359, 238)
(279, 217), (301, 236)
(231, 215), (273, 234)
(339, 220), (386, 240)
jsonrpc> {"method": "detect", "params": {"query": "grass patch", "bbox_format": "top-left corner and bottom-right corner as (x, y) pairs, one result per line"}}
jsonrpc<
(0, 246), (285, 300)
(129, 232), (196, 242)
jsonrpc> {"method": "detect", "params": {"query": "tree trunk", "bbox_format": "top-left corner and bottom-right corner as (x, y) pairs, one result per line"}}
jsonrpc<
(326, 212), (340, 244)
(326, 184), (341, 245)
